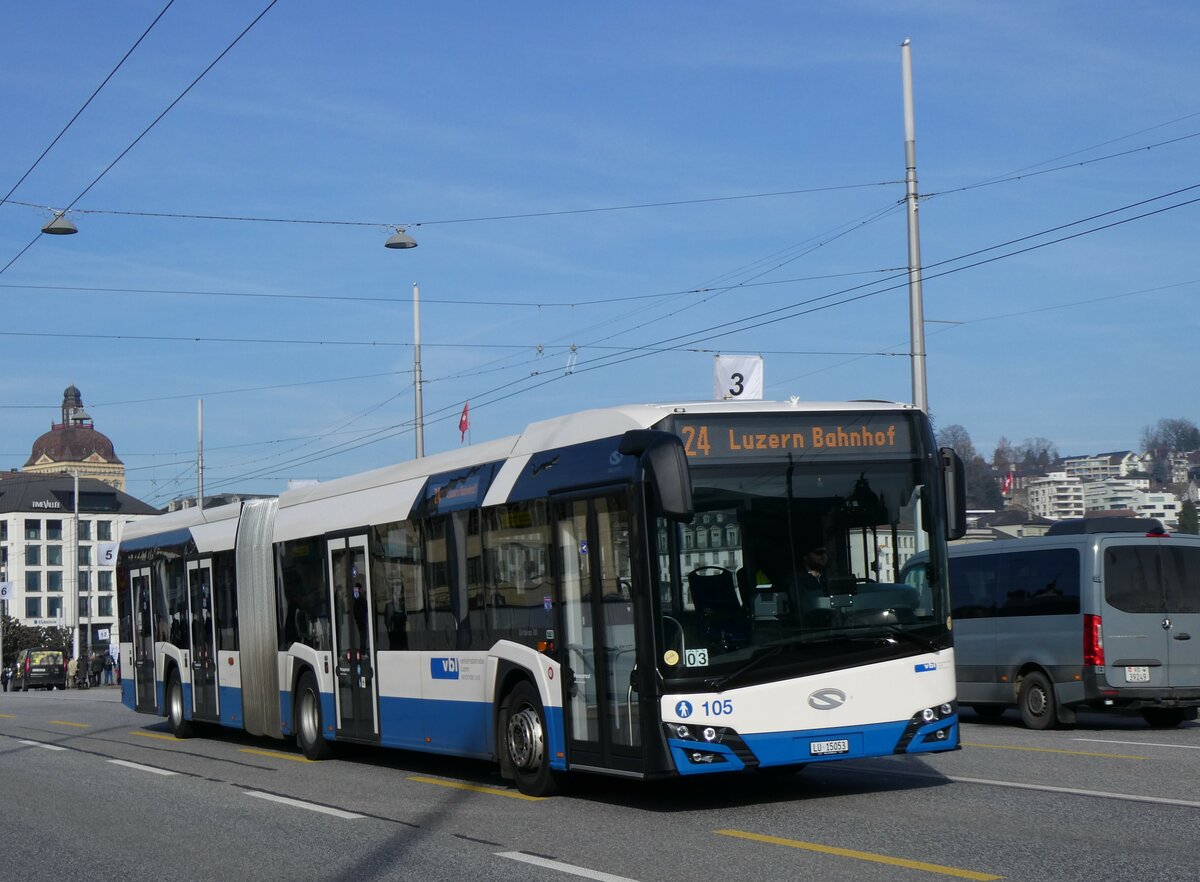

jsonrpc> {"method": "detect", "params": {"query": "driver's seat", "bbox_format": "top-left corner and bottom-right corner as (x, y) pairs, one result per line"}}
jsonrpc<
(688, 567), (749, 647)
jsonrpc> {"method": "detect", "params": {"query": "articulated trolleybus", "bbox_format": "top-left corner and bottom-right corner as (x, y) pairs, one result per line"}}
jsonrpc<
(117, 400), (966, 795)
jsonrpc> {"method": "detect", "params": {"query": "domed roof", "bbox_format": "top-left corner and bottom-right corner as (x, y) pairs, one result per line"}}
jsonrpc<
(25, 424), (122, 467)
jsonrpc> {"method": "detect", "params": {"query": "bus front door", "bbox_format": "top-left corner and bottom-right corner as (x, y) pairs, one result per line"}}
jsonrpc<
(554, 492), (644, 776)
(186, 560), (219, 721)
(327, 536), (379, 741)
(131, 566), (157, 712)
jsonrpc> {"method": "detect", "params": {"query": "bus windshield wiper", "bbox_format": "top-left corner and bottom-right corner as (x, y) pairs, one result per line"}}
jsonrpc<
(878, 625), (939, 653)
(708, 645), (785, 693)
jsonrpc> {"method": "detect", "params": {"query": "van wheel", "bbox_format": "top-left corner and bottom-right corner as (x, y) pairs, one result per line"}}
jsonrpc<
(1141, 708), (1186, 728)
(1018, 671), (1057, 730)
(504, 681), (560, 797)
(295, 671), (333, 760)
(167, 671), (193, 738)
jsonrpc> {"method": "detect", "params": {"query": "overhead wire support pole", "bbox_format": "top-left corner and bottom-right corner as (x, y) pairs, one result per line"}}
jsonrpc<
(413, 282), (425, 459)
(901, 38), (928, 413)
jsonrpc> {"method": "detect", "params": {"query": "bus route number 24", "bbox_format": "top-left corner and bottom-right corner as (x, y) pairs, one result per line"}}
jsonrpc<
(680, 424), (711, 457)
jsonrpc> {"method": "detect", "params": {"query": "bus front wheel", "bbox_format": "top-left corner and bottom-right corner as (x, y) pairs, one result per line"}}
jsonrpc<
(1018, 671), (1057, 730)
(504, 681), (560, 797)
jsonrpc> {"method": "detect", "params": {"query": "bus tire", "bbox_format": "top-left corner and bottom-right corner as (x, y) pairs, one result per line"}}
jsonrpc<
(167, 670), (193, 738)
(1018, 671), (1057, 730)
(295, 671), (333, 760)
(1140, 708), (1187, 728)
(504, 680), (560, 797)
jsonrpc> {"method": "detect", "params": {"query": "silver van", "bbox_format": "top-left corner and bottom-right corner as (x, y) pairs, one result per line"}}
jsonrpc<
(902, 518), (1200, 729)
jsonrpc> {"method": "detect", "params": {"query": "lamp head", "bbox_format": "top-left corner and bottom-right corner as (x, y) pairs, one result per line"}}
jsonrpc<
(42, 213), (78, 235)
(384, 227), (417, 249)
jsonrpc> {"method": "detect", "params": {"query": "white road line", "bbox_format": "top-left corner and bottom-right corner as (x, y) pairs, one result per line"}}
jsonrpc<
(245, 791), (363, 819)
(19, 740), (66, 751)
(108, 759), (178, 776)
(497, 852), (641, 882)
(1073, 737), (1200, 751)
(947, 774), (1200, 809)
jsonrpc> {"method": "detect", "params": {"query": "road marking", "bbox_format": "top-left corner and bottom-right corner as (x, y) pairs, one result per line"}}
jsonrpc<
(947, 775), (1200, 809)
(130, 730), (179, 741)
(715, 830), (1002, 881)
(49, 720), (90, 729)
(0, 713), (16, 719)
(19, 739), (66, 751)
(1074, 737), (1200, 751)
(108, 759), (177, 776)
(409, 775), (545, 801)
(245, 791), (362, 819)
(963, 741), (1145, 760)
(240, 747), (314, 763)
(497, 851), (641, 882)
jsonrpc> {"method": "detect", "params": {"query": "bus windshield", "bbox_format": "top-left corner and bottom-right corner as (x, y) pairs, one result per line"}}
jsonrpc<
(654, 458), (946, 683)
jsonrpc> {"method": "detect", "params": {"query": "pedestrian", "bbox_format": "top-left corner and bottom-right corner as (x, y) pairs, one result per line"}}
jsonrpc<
(1, 665), (10, 692)
(91, 652), (103, 687)
(67, 655), (78, 689)
(103, 653), (114, 686)
(115, 656), (121, 686)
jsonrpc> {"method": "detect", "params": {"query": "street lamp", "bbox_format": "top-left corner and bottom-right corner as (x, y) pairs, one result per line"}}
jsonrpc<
(383, 228), (423, 458)
(42, 211), (78, 235)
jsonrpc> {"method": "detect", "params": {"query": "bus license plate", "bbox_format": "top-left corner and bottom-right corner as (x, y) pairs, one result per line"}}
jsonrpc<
(810, 739), (850, 756)
(1125, 665), (1150, 683)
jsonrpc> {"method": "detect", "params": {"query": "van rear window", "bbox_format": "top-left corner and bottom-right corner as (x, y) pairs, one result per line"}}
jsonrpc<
(29, 650), (63, 664)
(1105, 545), (1200, 613)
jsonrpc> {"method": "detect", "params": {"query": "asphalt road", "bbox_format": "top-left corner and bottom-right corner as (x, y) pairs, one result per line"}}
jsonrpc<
(2, 688), (1198, 882)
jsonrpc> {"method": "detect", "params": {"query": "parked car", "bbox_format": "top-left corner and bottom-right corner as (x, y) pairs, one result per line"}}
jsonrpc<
(12, 648), (67, 691)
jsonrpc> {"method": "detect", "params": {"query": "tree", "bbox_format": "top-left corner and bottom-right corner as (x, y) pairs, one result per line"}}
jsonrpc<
(1017, 437), (1058, 474)
(937, 424), (1001, 510)
(1140, 418), (1200, 484)
(1, 615), (71, 666)
(1179, 500), (1199, 535)
(992, 435), (1017, 472)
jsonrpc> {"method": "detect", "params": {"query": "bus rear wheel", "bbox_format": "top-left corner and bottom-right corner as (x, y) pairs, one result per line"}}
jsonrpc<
(504, 681), (559, 797)
(167, 670), (193, 738)
(295, 671), (333, 760)
(1018, 671), (1057, 730)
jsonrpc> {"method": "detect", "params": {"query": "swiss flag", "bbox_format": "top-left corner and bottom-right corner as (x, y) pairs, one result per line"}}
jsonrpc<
(458, 401), (470, 443)
(1001, 473), (1013, 495)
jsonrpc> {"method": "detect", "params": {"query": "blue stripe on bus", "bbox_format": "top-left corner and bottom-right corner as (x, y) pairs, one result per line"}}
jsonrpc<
(121, 680), (136, 708)
(217, 685), (244, 729)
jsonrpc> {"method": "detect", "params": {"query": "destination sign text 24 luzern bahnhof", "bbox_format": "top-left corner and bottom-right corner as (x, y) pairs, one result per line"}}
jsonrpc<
(670, 415), (913, 461)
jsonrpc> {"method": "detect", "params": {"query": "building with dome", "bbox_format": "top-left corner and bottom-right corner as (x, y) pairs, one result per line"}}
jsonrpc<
(22, 385), (126, 490)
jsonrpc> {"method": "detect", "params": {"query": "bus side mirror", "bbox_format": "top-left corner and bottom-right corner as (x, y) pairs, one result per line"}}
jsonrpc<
(940, 447), (967, 541)
(619, 430), (695, 522)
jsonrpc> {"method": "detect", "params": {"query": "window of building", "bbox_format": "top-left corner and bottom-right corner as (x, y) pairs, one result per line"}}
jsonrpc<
(26, 597), (41, 618)
(78, 520), (91, 541)
(1, 521), (7, 541)
(79, 571), (91, 591)
(98, 595), (113, 617)
(26, 572), (41, 592)
(26, 545), (40, 566)
(79, 597), (90, 617)
(47, 597), (62, 618)
(98, 571), (113, 591)
(47, 520), (63, 541)
(25, 519), (40, 540)
(79, 546), (91, 565)
(47, 545), (62, 566)
(97, 520), (112, 541)
(48, 572), (63, 592)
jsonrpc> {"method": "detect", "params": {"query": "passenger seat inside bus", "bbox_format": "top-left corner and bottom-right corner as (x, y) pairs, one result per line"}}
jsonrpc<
(688, 567), (750, 647)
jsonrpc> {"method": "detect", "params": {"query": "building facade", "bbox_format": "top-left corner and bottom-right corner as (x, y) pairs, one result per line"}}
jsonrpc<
(22, 385), (126, 491)
(1, 470), (157, 655)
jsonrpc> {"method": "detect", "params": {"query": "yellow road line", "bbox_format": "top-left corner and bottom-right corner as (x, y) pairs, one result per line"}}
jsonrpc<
(716, 830), (1003, 881)
(963, 741), (1144, 760)
(408, 775), (545, 801)
(49, 720), (90, 728)
(240, 748), (315, 763)
(0, 713), (16, 719)
(130, 730), (179, 741)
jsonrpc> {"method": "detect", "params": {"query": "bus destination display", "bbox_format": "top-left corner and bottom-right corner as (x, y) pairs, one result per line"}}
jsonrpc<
(668, 414), (913, 461)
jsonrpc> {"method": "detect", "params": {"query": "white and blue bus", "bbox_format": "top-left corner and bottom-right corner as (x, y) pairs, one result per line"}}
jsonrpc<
(117, 400), (966, 795)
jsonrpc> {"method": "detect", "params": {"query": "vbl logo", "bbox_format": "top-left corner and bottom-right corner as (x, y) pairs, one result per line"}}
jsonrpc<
(431, 657), (460, 680)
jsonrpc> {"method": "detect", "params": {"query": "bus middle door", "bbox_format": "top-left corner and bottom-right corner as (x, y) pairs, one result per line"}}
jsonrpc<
(327, 536), (380, 742)
(130, 566), (158, 712)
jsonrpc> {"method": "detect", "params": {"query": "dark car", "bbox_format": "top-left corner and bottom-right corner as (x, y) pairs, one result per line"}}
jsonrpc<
(13, 648), (66, 691)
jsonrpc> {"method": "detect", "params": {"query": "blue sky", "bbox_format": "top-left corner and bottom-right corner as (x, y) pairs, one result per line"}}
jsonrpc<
(2, 2), (1197, 506)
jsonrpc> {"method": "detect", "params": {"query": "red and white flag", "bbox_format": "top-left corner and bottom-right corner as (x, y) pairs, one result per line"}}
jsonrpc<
(1001, 473), (1013, 495)
(458, 401), (470, 443)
